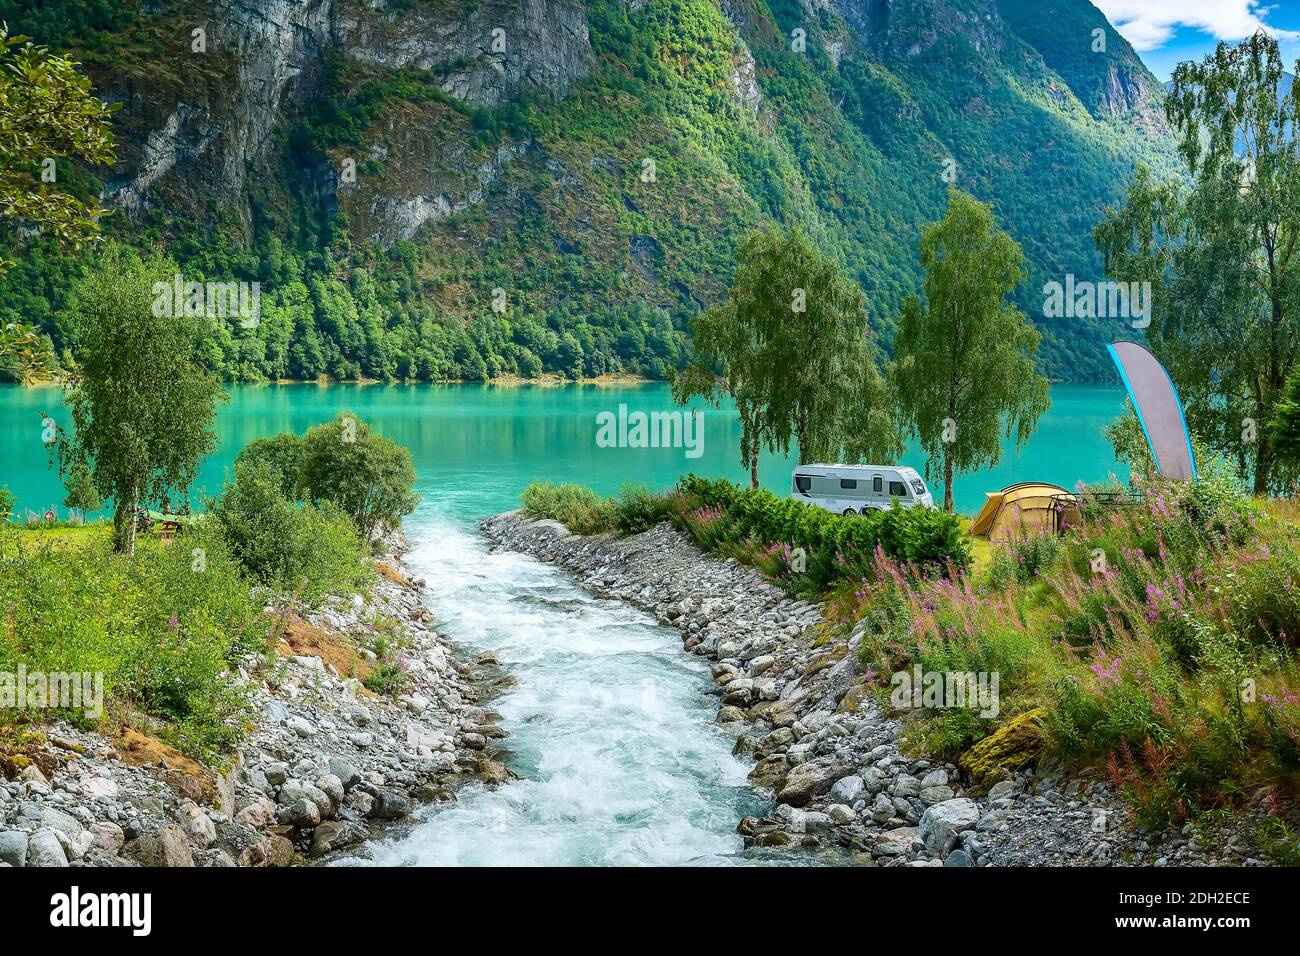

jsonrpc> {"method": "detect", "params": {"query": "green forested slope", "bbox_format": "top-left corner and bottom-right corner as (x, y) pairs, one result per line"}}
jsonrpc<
(0, 0), (1179, 382)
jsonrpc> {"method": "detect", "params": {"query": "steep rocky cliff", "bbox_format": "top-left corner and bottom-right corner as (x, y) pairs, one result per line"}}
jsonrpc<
(1, 0), (1179, 382)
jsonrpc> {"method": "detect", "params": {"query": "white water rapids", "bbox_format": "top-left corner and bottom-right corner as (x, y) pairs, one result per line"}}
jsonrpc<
(339, 510), (778, 866)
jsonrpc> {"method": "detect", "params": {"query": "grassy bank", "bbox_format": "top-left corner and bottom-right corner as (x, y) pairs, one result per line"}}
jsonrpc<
(522, 474), (1300, 842)
(0, 413), (416, 765)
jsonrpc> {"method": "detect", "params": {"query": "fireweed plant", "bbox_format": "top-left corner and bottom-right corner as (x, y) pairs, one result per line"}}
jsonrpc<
(824, 468), (1300, 831)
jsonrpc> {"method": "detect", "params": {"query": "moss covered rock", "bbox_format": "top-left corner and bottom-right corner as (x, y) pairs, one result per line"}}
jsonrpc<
(959, 708), (1048, 788)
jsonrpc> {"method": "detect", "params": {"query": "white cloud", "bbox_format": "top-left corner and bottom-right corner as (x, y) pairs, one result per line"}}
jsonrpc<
(1095, 1), (1300, 51)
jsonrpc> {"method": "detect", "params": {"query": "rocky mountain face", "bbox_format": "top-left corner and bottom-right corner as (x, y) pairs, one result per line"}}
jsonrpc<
(3, 0), (1180, 382)
(105, 0), (594, 235)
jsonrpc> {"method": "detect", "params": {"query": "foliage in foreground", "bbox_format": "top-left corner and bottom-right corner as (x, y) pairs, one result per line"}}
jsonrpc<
(831, 473), (1300, 832)
(0, 524), (268, 760)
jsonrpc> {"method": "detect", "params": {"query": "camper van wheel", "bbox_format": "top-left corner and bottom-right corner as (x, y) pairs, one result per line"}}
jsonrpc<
(842, 508), (856, 517)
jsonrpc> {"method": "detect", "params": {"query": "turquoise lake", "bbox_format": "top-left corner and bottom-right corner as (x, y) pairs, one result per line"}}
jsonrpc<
(0, 381), (1128, 520)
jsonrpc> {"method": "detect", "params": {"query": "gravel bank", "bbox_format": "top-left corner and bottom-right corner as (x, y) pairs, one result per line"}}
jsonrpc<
(481, 512), (1274, 867)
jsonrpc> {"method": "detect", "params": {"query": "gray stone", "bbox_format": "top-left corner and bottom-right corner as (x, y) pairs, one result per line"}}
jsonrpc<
(278, 799), (321, 828)
(919, 798), (981, 855)
(944, 848), (973, 867)
(124, 825), (194, 867)
(829, 775), (865, 804)
(919, 785), (957, 805)
(27, 828), (70, 867)
(777, 762), (849, 807)
(308, 820), (369, 858)
(0, 831), (28, 868)
(827, 804), (856, 825)
(327, 757), (361, 790)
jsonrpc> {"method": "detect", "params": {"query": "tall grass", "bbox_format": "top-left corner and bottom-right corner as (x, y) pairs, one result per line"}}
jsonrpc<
(826, 473), (1300, 831)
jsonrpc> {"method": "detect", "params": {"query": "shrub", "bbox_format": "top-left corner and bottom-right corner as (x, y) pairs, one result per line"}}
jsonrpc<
(210, 459), (372, 605)
(612, 483), (674, 533)
(234, 432), (305, 499)
(298, 412), (419, 542)
(672, 477), (970, 589)
(0, 485), (12, 522)
(520, 481), (619, 534)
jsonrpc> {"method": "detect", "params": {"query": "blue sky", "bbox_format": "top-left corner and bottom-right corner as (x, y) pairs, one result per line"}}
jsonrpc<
(1095, 1), (1300, 79)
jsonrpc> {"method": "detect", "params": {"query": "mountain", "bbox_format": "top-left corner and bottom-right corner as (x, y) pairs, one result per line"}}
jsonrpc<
(0, 0), (1179, 382)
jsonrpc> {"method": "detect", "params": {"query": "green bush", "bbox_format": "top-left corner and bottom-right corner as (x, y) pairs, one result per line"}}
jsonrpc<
(234, 433), (306, 499)
(613, 482), (674, 533)
(0, 485), (13, 522)
(675, 474), (970, 583)
(210, 459), (372, 605)
(298, 412), (419, 542)
(520, 481), (619, 534)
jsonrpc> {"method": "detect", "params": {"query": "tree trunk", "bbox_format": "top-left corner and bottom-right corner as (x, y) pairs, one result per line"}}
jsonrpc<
(750, 446), (759, 489)
(943, 451), (954, 512)
(125, 481), (139, 557)
(1253, 427), (1272, 496)
(112, 497), (130, 554)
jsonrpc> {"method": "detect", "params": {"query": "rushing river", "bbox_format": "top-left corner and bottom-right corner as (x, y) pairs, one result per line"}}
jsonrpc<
(340, 511), (768, 865)
(1, 381), (1128, 865)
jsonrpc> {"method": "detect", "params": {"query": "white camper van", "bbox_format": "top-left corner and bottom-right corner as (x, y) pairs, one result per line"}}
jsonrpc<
(791, 464), (935, 515)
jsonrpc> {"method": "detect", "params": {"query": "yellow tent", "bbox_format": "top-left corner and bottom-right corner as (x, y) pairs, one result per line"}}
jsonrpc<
(969, 482), (1078, 541)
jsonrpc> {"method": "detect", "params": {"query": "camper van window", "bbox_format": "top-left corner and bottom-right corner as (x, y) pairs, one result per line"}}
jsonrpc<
(795, 476), (812, 493)
(910, 480), (926, 495)
(840, 479), (857, 490)
(889, 481), (907, 497)
(872, 476), (883, 493)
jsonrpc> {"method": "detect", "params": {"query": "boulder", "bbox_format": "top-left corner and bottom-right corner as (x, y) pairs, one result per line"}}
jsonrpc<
(88, 821), (126, 855)
(26, 828), (68, 867)
(308, 821), (369, 858)
(327, 757), (361, 790)
(278, 799), (320, 828)
(0, 831), (29, 868)
(777, 762), (849, 807)
(829, 775), (865, 804)
(81, 775), (119, 800)
(919, 798), (981, 855)
(125, 825), (195, 867)
(177, 799), (217, 848)
(959, 709), (1047, 787)
(748, 755), (789, 789)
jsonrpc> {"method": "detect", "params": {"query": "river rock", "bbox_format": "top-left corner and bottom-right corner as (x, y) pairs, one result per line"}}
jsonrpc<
(309, 821), (369, 858)
(278, 799), (321, 828)
(26, 828), (68, 867)
(829, 775), (865, 804)
(777, 762), (849, 806)
(919, 798), (981, 855)
(125, 825), (195, 867)
(178, 799), (217, 848)
(89, 821), (125, 855)
(0, 831), (28, 868)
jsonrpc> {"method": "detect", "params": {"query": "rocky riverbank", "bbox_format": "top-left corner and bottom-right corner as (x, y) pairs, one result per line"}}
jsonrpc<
(481, 512), (1273, 867)
(0, 534), (506, 869)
